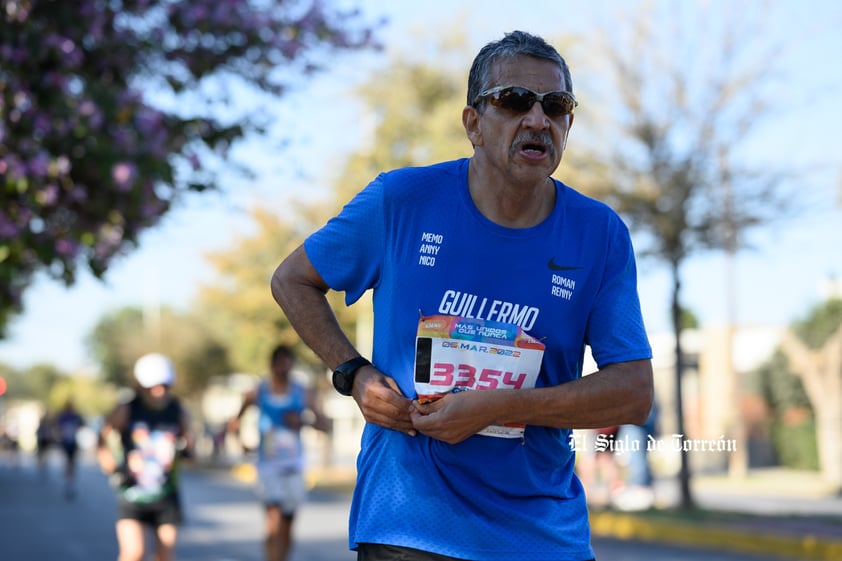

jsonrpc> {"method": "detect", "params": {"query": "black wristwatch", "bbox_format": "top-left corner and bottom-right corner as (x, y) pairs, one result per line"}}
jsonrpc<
(332, 356), (372, 396)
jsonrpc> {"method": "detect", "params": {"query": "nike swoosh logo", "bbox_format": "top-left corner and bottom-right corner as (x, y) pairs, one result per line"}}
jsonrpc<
(548, 258), (582, 271)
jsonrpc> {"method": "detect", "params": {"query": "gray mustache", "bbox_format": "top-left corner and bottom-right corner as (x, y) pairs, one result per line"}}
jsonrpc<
(511, 132), (555, 155)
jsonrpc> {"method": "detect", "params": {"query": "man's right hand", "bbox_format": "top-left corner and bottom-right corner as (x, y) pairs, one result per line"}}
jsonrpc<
(352, 366), (416, 436)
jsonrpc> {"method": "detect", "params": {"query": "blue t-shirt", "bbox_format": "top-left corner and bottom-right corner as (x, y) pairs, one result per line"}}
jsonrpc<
(305, 158), (652, 561)
(256, 381), (307, 472)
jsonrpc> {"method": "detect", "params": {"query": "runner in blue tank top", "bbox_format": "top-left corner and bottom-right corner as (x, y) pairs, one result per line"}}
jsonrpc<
(271, 31), (654, 561)
(229, 344), (330, 561)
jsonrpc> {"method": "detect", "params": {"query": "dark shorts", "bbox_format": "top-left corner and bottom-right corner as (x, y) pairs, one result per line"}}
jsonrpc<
(117, 494), (183, 527)
(61, 441), (78, 460)
(357, 543), (595, 561)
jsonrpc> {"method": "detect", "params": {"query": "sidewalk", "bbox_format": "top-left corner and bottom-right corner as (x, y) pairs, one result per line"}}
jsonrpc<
(587, 468), (842, 561)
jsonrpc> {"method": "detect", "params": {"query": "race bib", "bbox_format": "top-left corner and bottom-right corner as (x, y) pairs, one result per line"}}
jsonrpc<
(262, 427), (301, 467)
(413, 314), (545, 438)
(122, 423), (178, 503)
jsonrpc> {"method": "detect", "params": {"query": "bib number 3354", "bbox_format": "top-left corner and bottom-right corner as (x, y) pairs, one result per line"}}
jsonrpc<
(413, 314), (545, 438)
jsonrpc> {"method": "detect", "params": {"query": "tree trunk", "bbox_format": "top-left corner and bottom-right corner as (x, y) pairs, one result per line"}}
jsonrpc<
(780, 325), (842, 489)
(671, 261), (694, 509)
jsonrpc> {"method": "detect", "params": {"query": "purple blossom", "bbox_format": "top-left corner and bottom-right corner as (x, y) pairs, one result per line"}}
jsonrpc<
(0, 214), (19, 239)
(79, 100), (96, 116)
(35, 184), (60, 206)
(188, 152), (201, 171)
(113, 129), (136, 152)
(15, 207), (32, 227)
(0, 0), (380, 335)
(135, 107), (164, 136)
(69, 187), (88, 203)
(32, 114), (52, 137)
(55, 238), (80, 258)
(12, 90), (31, 113)
(79, 100), (104, 129)
(112, 162), (136, 191)
(184, 5), (208, 26)
(60, 39), (75, 55)
(27, 153), (50, 178)
(92, 224), (125, 260)
(55, 156), (71, 176)
(1, 155), (27, 179)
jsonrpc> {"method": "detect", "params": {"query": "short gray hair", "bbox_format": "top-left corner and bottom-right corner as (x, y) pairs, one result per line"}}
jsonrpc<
(467, 30), (573, 109)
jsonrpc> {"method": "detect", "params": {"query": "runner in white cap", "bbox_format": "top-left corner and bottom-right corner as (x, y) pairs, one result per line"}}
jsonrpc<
(96, 352), (194, 561)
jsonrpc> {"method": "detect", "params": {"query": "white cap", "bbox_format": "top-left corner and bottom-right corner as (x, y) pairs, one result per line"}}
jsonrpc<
(134, 353), (176, 388)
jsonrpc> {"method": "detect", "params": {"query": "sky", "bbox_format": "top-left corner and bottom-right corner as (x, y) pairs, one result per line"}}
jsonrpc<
(1, 0), (841, 373)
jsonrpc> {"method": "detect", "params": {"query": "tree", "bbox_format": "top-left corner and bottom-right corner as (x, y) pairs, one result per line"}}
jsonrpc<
(332, 34), (472, 205)
(752, 349), (818, 471)
(196, 204), (343, 375)
(0, 361), (116, 421)
(85, 305), (231, 399)
(0, 0), (380, 336)
(0, 361), (64, 402)
(779, 298), (842, 488)
(579, 2), (801, 509)
(46, 374), (119, 419)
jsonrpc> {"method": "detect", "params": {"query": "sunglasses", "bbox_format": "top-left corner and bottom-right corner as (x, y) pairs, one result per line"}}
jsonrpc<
(473, 85), (578, 118)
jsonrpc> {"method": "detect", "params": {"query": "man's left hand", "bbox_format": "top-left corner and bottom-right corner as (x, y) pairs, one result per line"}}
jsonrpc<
(410, 391), (501, 444)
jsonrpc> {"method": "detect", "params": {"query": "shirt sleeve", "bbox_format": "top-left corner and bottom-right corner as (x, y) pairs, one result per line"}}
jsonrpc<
(304, 174), (387, 306)
(585, 214), (653, 368)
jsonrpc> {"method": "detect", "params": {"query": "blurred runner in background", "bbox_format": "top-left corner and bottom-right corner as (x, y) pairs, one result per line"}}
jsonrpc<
(229, 344), (330, 561)
(97, 353), (194, 561)
(55, 399), (85, 499)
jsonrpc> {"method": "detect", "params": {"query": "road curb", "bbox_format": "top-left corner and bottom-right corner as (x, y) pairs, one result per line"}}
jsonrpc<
(590, 511), (842, 561)
(230, 461), (256, 483)
(226, 462), (357, 492)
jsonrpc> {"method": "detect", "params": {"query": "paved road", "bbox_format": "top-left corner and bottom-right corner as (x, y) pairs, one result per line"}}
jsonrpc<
(0, 453), (820, 561)
(0, 453), (352, 561)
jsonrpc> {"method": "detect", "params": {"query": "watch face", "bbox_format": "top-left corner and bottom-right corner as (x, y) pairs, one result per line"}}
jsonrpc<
(333, 370), (352, 396)
(332, 356), (370, 396)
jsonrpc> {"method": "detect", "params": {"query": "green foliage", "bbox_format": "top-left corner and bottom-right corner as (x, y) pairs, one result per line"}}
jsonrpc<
(196, 204), (349, 375)
(0, 360), (116, 418)
(680, 307), (700, 330)
(752, 351), (818, 470)
(45, 376), (119, 419)
(333, 38), (473, 206)
(793, 298), (842, 349)
(752, 350), (813, 412)
(770, 419), (819, 471)
(86, 307), (146, 386)
(750, 295), (842, 472)
(0, 0), (380, 337)
(0, 362), (62, 401)
(85, 305), (232, 398)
